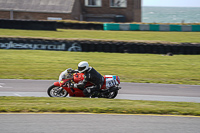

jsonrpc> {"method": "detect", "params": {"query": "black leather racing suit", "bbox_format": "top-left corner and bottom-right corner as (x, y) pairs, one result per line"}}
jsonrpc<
(77, 67), (104, 96)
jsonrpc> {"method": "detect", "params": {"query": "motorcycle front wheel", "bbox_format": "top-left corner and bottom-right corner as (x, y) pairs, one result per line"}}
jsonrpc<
(47, 85), (68, 97)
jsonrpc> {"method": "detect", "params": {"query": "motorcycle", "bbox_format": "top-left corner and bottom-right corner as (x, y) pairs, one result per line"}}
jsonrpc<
(47, 70), (121, 98)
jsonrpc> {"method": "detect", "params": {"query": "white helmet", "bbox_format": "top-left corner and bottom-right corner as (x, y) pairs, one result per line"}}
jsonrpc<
(78, 61), (89, 73)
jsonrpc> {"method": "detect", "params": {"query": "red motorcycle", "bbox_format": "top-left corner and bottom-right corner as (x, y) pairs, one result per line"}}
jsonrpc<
(47, 71), (121, 98)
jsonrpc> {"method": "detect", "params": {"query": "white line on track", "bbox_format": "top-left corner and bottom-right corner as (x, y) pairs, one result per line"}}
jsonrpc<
(14, 93), (22, 96)
(0, 83), (5, 87)
(0, 83), (13, 88)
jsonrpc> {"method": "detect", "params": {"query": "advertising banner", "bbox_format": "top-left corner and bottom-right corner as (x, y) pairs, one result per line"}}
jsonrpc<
(0, 39), (82, 52)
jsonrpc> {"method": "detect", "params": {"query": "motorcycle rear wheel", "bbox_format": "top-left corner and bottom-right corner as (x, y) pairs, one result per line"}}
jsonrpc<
(105, 90), (118, 99)
(47, 85), (68, 97)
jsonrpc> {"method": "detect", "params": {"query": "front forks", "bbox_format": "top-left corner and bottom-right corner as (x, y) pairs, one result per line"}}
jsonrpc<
(57, 87), (64, 94)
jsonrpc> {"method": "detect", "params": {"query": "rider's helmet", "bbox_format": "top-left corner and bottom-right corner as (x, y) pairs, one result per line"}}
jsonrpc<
(78, 61), (89, 73)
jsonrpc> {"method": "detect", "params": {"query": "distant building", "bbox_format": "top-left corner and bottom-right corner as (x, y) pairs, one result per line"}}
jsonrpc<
(0, 0), (141, 22)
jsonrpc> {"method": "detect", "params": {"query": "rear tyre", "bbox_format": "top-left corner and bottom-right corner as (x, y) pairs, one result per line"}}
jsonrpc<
(103, 90), (118, 99)
(107, 90), (118, 99)
(47, 85), (68, 97)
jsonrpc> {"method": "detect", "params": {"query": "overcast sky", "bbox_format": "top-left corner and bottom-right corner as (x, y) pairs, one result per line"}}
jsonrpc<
(143, 0), (200, 7)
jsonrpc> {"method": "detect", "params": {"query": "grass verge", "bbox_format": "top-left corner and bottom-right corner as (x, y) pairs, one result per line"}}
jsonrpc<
(0, 28), (200, 43)
(0, 49), (200, 85)
(0, 97), (200, 116)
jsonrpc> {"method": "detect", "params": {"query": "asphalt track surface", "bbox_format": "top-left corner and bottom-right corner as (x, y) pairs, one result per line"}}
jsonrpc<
(0, 113), (200, 133)
(0, 79), (200, 102)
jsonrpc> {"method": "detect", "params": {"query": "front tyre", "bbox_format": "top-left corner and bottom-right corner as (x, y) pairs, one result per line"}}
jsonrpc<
(47, 85), (68, 97)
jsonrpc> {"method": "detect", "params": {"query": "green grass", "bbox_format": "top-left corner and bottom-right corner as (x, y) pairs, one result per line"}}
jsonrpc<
(0, 97), (200, 116)
(0, 49), (200, 85)
(0, 28), (200, 43)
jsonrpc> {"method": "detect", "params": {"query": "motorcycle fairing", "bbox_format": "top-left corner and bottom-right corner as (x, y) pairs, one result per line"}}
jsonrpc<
(53, 81), (60, 87)
(102, 75), (120, 89)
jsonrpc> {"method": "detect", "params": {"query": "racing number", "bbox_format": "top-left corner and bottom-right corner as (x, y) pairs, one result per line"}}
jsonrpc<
(108, 79), (118, 87)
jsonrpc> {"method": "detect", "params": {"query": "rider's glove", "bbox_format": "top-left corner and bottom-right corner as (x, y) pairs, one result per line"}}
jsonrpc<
(67, 68), (79, 74)
(67, 68), (73, 73)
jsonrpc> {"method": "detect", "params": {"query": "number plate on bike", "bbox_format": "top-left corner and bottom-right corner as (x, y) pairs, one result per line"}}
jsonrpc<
(106, 79), (119, 88)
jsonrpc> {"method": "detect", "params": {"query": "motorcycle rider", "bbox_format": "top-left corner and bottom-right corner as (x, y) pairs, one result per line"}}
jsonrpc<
(75, 61), (104, 97)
